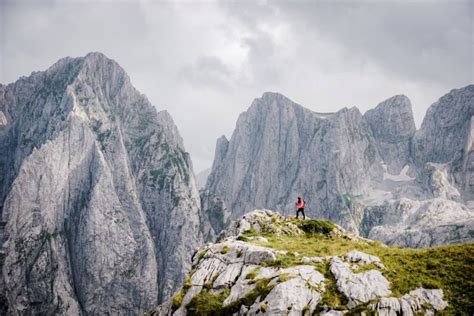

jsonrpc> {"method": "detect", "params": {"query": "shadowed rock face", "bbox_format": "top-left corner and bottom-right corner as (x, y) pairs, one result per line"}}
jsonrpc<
(0, 53), (207, 314)
(364, 94), (416, 174)
(412, 85), (474, 198)
(205, 88), (474, 247)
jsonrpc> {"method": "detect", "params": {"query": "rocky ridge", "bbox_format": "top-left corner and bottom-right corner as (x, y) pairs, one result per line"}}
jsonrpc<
(0, 53), (212, 314)
(157, 210), (457, 315)
(204, 86), (474, 247)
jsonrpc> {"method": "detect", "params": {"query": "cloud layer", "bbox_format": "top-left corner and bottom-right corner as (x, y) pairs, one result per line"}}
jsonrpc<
(1, 0), (472, 172)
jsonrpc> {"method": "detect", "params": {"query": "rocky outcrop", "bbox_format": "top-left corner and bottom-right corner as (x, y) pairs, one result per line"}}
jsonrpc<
(372, 289), (448, 316)
(158, 210), (450, 315)
(364, 95), (416, 174)
(0, 53), (207, 314)
(205, 87), (474, 247)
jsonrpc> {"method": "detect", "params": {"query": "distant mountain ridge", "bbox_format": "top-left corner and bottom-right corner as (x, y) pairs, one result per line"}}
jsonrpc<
(203, 86), (474, 247)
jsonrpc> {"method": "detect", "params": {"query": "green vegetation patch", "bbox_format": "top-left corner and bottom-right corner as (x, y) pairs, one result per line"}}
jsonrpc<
(249, 228), (474, 314)
(171, 291), (184, 311)
(220, 245), (229, 254)
(184, 278), (274, 316)
(219, 278), (274, 314)
(245, 267), (261, 280)
(315, 262), (349, 313)
(186, 289), (230, 316)
(297, 219), (336, 236)
(265, 252), (304, 268)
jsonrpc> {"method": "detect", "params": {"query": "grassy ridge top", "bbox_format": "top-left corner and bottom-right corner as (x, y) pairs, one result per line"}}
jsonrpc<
(246, 218), (474, 314)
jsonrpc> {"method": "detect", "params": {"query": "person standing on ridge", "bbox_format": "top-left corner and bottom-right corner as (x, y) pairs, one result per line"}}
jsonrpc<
(295, 197), (305, 220)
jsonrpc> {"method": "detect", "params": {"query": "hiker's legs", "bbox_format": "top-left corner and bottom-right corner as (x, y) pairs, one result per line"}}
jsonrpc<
(301, 208), (305, 220)
(296, 208), (304, 219)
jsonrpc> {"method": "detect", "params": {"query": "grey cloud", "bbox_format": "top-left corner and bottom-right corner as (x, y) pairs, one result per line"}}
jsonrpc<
(224, 0), (473, 87)
(1, 0), (472, 172)
(179, 55), (234, 90)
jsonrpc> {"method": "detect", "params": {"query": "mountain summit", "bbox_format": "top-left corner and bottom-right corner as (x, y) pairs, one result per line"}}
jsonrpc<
(0, 52), (210, 314)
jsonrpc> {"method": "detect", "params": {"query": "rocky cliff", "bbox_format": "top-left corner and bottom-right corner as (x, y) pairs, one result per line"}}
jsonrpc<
(0, 53), (208, 314)
(412, 85), (474, 200)
(204, 87), (474, 247)
(205, 92), (383, 233)
(156, 210), (472, 315)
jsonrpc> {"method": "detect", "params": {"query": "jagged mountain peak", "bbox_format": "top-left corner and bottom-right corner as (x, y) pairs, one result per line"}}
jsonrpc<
(204, 84), (474, 248)
(376, 94), (410, 106)
(0, 53), (208, 314)
(249, 91), (303, 112)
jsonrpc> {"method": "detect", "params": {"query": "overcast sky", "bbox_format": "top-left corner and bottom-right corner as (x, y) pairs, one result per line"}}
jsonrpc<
(1, 0), (473, 172)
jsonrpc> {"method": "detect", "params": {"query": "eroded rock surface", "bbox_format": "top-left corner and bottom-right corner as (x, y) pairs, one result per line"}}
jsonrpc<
(0, 53), (209, 314)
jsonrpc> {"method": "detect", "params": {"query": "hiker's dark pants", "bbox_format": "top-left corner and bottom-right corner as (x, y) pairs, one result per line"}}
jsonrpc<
(296, 208), (305, 219)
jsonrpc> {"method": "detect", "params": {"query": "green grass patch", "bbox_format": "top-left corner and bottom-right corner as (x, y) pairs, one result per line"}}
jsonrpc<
(171, 291), (184, 311)
(250, 231), (474, 314)
(315, 262), (349, 312)
(278, 273), (292, 282)
(220, 279), (274, 314)
(245, 267), (261, 280)
(185, 279), (274, 315)
(265, 252), (303, 268)
(297, 219), (336, 236)
(185, 289), (230, 316)
(220, 245), (229, 254)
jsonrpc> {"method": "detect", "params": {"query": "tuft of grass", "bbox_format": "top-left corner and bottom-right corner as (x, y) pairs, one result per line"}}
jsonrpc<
(297, 219), (336, 236)
(219, 278), (274, 314)
(197, 249), (207, 262)
(183, 275), (192, 292)
(220, 245), (229, 254)
(243, 226), (259, 237)
(278, 273), (292, 282)
(350, 262), (380, 273)
(237, 235), (249, 242)
(185, 289), (230, 316)
(245, 267), (261, 280)
(171, 291), (184, 311)
(265, 252), (302, 268)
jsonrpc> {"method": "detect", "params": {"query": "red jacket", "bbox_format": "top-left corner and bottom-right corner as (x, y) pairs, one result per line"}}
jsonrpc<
(296, 200), (305, 209)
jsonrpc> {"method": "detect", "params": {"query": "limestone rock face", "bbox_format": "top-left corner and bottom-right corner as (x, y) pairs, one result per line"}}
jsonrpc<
(0, 53), (206, 314)
(364, 95), (416, 174)
(205, 87), (474, 247)
(330, 256), (391, 308)
(372, 288), (449, 316)
(412, 85), (474, 198)
(206, 92), (383, 233)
